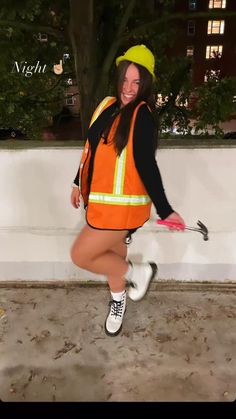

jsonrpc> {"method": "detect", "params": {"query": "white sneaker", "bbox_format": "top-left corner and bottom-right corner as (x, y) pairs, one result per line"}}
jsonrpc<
(128, 262), (157, 302)
(105, 291), (126, 336)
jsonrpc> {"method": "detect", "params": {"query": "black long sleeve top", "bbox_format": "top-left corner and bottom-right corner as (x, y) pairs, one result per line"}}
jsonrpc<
(74, 102), (174, 219)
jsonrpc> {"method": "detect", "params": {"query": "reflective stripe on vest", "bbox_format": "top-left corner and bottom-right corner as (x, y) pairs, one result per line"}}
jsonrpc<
(88, 147), (151, 206)
(89, 193), (150, 206)
(89, 96), (114, 127)
(113, 148), (126, 195)
(79, 97), (115, 190)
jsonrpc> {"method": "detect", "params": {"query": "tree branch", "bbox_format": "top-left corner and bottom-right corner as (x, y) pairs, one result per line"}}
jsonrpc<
(3, 77), (64, 100)
(94, 0), (136, 97)
(116, 0), (137, 39)
(0, 19), (64, 39)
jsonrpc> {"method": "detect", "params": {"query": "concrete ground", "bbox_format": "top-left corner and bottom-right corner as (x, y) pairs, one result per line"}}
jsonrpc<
(0, 283), (235, 402)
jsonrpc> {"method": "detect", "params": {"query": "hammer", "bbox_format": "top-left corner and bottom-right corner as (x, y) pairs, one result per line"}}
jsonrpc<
(157, 219), (209, 241)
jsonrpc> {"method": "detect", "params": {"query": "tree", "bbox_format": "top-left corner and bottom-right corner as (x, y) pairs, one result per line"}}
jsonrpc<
(0, 0), (191, 138)
(192, 75), (236, 137)
(69, 0), (236, 137)
(69, 0), (181, 136)
(155, 56), (193, 134)
(0, 0), (72, 138)
(1, 0), (236, 139)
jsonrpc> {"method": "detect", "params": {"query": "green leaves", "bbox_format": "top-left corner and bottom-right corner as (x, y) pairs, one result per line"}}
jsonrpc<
(1, 0), (236, 141)
(193, 77), (236, 136)
(0, 0), (73, 139)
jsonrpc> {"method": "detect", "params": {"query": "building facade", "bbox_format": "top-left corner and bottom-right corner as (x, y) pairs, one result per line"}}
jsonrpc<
(171, 0), (236, 86)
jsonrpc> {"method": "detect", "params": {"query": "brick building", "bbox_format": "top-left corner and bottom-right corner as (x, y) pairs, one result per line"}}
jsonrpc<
(170, 0), (236, 86)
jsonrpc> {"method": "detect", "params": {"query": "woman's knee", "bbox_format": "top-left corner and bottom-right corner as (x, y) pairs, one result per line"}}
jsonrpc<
(70, 242), (89, 269)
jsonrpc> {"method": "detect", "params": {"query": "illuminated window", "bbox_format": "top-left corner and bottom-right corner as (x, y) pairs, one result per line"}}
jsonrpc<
(209, 0), (226, 8)
(206, 45), (223, 59)
(204, 69), (221, 82)
(189, 0), (197, 10)
(66, 78), (73, 86)
(187, 21), (195, 35)
(186, 46), (194, 56)
(156, 94), (168, 107)
(156, 94), (163, 107)
(63, 53), (70, 62)
(208, 20), (225, 34)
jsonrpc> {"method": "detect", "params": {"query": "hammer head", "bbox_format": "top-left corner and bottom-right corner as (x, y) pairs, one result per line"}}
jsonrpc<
(197, 220), (209, 241)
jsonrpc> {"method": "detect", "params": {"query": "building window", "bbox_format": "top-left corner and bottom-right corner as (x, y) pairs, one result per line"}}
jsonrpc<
(66, 78), (73, 86)
(187, 21), (195, 36)
(189, 0), (197, 10)
(208, 20), (225, 34)
(206, 45), (223, 59)
(156, 94), (169, 108)
(37, 33), (48, 42)
(63, 53), (70, 63)
(204, 70), (221, 82)
(209, 0), (226, 8)
(65, 96), (76, 106)
(186, 46), (194, 56)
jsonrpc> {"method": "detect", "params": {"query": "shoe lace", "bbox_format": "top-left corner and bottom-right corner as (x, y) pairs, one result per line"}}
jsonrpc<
(109, 299), (124, 318)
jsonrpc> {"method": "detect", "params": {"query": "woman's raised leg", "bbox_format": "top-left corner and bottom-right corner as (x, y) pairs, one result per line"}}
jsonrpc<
(70, 224), (129, 279)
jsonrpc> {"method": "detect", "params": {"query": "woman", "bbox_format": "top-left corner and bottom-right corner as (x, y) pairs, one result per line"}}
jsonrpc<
(70, 45), (185, 337)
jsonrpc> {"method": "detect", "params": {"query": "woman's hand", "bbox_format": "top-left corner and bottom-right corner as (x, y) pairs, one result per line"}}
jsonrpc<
(71, 187), (80, 209)
(163, 212), (185, 231)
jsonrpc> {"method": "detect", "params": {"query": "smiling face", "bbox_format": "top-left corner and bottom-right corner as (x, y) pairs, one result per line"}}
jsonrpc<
(120, 63), (140, 107)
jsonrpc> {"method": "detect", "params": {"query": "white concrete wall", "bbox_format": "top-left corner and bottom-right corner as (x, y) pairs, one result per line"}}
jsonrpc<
(0, 146), (236, 283)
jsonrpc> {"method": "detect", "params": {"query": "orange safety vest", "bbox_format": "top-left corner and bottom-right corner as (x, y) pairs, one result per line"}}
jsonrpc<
(79, 96), (152, 230)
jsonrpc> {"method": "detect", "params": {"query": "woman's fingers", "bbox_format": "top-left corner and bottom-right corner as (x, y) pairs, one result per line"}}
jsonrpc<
(71, 189), (80, 208)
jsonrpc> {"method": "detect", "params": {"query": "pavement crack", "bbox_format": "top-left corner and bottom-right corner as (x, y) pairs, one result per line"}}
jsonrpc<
(53, 341), (77, 360)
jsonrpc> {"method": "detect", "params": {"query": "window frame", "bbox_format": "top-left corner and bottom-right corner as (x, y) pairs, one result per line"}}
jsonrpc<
(65, 95), (76, 106)
(189, 0), (197, 10)
(209, 0), (226, 9)
(187, 20), (196, 36)
(186, 46), (194, 56)
(205, 45), (223, 59)
(207, 20), (225, 34)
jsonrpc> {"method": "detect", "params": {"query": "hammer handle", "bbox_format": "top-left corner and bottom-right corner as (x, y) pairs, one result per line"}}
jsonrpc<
(157, 220), (185, 230)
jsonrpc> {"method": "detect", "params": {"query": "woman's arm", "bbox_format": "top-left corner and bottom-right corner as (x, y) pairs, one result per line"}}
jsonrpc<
(133, 105), (174, 219)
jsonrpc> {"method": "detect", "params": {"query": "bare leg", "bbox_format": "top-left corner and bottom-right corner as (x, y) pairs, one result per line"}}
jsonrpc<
(71, 225), (129, 280)
(107, 240), (128, 292)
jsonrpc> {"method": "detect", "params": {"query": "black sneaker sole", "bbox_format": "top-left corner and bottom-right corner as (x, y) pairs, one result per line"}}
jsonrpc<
(147, 262), (158, 294)
(104, 308), (127, 337)
(150, 262), (158, 279)
(104, 321), (123, 337)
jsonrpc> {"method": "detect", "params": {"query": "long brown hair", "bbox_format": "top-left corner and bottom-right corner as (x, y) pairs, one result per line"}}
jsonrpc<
(103, 60), (156, 155)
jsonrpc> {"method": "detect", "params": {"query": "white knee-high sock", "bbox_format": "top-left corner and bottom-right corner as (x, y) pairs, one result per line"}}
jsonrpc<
(111, 290), (126, 302)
